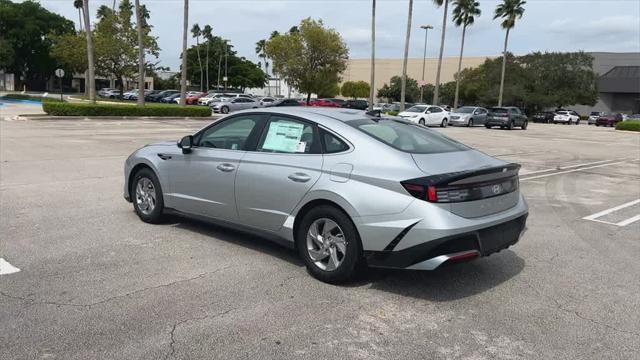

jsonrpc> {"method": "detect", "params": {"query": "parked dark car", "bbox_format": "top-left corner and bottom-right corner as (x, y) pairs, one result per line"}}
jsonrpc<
(345, 99), (369, 110)
(265, 98), (303, 107)
(532, 111), (555, 123)
(485, 107), (528, 130)
(161, 93), (181, 103)
(595, 113), (623, 127)
(146, 90), (178, 102)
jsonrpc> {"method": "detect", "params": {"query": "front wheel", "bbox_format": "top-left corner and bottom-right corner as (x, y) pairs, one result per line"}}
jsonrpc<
(297, 205), (363, 283)
(485, 124), (492, 129)
(441, 118), (448, 128)
(221, 106), (229, 114)
(507, 121), (514, 130)
(132, 168), (165, 224)
(419, 118), (425, 126)
(467, 118), (473, 127)
(521, 120), (528, 130)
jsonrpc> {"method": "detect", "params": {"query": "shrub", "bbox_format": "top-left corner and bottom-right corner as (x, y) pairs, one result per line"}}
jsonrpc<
(386, 110), (399, 116)
(43, 101), (212, 117)
(615, 120), (640, 132)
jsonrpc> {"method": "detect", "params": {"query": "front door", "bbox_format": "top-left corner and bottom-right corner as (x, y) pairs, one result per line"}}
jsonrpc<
(166, 114), (266, 221)
(235, 115), (323, 231)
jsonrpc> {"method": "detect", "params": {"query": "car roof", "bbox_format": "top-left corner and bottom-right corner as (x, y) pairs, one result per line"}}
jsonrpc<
(235, 107), (369, 123)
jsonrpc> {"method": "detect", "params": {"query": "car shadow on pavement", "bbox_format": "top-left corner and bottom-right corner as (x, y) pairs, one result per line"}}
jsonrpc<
(165, 215), (305, 267)
(358, 250), (525, 301)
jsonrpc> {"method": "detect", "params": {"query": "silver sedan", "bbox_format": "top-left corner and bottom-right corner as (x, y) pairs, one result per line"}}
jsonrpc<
(124, 108), (528, 283)
(449, 106), (489, 126)
(210, 97), (260, 114)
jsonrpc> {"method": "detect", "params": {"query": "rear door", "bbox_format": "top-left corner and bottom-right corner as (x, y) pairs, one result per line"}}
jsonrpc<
(235, 114), (323, 231)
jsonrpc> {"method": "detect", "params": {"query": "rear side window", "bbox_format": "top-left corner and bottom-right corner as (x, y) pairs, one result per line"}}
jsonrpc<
(347, 119), (469, 154)
(321, 129), (349, 153)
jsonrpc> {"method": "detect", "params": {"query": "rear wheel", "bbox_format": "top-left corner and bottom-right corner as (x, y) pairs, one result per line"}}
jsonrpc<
(132, 168), (165, 224)
(297, 205), (362, 283)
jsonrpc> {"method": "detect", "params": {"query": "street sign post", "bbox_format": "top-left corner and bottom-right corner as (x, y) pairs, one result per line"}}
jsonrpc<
(55, 69), (65, 102)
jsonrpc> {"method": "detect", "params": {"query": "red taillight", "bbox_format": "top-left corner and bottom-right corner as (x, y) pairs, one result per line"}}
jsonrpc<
(401, 183), (425, 199)
(427, 186), (437, 202)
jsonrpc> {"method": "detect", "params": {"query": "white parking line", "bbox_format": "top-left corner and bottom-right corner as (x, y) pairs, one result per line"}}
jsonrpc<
(0, 258), (21, 275)
(521, 159), (638, 181)
(583, 199), (640, 227)
(520, 159), (619, 176)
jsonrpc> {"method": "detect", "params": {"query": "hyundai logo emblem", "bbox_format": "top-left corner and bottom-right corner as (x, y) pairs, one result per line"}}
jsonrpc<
(492, 184), (502, 194)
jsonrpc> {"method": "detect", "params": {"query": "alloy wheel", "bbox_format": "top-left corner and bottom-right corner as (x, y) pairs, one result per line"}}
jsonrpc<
(135, 177), (156, 215)
(306, 218), (347, 271)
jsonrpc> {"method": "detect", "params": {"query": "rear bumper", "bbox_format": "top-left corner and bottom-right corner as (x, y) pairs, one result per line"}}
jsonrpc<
(485, 119), (509, 126)
(364, 214), (527, 269)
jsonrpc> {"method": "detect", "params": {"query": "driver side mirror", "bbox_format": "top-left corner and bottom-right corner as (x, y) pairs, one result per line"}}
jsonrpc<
(426, 110), (432, 114)
(178, 135), (193, 154)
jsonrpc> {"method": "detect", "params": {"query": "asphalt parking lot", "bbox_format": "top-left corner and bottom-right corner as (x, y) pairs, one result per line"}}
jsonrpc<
(1, 109), (639, 359)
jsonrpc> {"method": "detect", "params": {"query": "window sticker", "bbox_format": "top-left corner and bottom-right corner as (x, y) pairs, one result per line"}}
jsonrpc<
(262, 121), (305, 153)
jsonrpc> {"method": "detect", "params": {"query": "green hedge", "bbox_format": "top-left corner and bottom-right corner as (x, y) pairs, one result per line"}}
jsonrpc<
(386, 110), (400, 116)
(615, 120), (640, 132)
(43, 101), (212, 117)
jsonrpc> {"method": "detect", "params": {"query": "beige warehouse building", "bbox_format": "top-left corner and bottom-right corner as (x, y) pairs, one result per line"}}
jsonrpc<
(342, 56), (498, 93)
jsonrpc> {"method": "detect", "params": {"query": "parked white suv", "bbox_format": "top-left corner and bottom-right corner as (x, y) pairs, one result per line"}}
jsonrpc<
(553, 110), (580, 125)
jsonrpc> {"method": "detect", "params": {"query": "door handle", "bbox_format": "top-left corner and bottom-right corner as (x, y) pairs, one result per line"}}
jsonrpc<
(288, 173), (311, 183)
(216, 163), (235, 172)
(157, 153), (172, 160)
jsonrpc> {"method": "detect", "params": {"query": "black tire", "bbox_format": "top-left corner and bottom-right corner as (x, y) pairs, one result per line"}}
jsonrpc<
(441, 118), (448, 128)
(485, 124), (492, 129)
(131, 168), (165, 224)
(507, 121), (514, 130)
(467, 118), (473, 127)
(419, 118), (425, 126)
(568, 119), (573, 125)
(221, 106), (229, 114)
(595, 123), (600, 127)
(521, 120), (528, 130)
(296, 205), (363, 284)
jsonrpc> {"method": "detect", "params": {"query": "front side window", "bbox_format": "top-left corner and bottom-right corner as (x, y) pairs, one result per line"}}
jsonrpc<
(197, 115), (262, 150)
(456, 107), (475, 114)
(429, 107), (443, 113)
(347, 119), (469, 154)
(257, 117), (319, 154)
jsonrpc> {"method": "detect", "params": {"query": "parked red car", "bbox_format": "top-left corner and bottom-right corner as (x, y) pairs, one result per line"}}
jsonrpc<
(185, 92), (205, 105)
(310, 98), (342, 107)
(595, 113), (623, 127)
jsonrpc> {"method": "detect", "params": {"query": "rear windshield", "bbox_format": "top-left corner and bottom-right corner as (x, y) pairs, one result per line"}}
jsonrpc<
(347, 118), (469, 154)
(556, 111), (568, 115)
(489, 108), (508, 114)
(589, 112), (600, 116)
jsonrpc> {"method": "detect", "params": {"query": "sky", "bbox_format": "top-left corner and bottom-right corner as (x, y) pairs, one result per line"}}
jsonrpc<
(36, 0), (640, 71)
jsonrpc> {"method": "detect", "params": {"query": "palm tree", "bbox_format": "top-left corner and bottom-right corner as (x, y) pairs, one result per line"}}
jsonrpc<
(369, 0), (376, 111)
(202, 25), (212, 91)
(400, 0), (414, 111)
(452, 0), (481, 109)
(255, 39), (269, 95)
(179, 0), (188, 106)
(81, 0), (96, 103)
(494, 0), (526, 106)
(73, 0), (83, 31)
(134, 0), (145, 107)
(191, 23), (203, 91)
(432, 0), (449, 106)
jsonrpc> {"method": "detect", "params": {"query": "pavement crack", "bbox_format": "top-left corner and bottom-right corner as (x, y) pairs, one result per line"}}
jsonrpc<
(163, 308), (236, 360)
(520, 279), (639, 337)
(0, 265), (233, 309)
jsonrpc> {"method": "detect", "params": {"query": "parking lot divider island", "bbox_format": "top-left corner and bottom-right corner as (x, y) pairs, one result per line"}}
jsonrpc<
(42, 101), (212, 117)
(615, 120), (640, 132)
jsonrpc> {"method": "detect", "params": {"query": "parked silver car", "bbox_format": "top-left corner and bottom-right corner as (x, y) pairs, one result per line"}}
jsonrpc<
(124, 108), (528, 282)
(210, 97), (260, 114)
(449, 106), (489, 126)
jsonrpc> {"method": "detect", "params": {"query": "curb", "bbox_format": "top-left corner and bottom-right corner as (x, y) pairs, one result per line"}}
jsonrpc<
(17, 114), (221, 121)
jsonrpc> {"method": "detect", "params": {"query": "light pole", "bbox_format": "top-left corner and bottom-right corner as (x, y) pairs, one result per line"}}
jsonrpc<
(419, 25), (433, 104)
